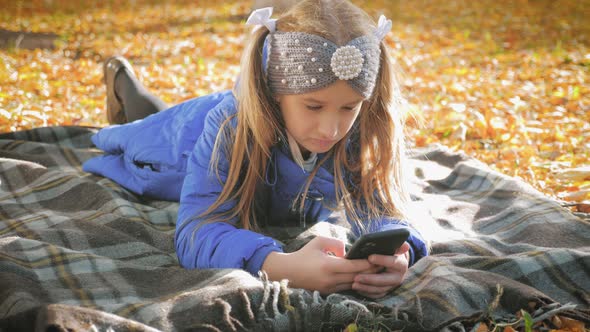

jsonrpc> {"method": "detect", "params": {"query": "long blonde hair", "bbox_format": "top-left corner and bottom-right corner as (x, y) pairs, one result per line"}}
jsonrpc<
(194, 0), (411, 233)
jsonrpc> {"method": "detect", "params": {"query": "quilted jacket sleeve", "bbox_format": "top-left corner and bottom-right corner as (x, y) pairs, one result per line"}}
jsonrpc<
(175, 100), (283, 275)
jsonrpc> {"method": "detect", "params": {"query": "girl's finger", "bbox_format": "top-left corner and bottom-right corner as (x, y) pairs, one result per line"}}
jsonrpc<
(352, 281), (391, 295)
(354, 271), (405, 287)
(368, 252), (408, 269)
(395, 241), (411, 255)
(359, 265), (384, 274)
(313, 236), (346, 257)
(326, 256), (374, 273)
(330, 272), (360, 284)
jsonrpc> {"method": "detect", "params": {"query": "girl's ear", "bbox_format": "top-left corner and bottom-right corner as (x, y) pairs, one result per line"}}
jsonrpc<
(274, 95), (282, 104)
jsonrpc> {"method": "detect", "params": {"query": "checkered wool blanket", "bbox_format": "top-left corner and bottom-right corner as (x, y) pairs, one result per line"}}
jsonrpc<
(0, 126), (588, 331)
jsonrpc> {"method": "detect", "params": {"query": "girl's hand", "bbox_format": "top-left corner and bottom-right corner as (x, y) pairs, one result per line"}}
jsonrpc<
(351, 242), (410, 299)
(262, 236), (377, 295)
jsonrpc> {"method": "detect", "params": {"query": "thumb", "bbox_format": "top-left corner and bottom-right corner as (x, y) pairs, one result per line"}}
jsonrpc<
(314, 236), (346, 257)
(395, 241), (411, 256)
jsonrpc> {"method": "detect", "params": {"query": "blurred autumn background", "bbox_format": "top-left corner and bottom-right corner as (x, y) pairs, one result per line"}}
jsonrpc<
(0, 0), (588, 208)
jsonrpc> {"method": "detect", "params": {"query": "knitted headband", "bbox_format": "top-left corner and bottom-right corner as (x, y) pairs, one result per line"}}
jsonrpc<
(246, 7), (392, 99)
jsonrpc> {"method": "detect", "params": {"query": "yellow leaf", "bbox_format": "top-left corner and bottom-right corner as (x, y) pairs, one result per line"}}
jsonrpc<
(554, 167), (590, 181)
(344, 323), (358, 332)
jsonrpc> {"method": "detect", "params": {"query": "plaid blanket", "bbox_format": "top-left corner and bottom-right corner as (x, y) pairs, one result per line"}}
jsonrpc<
(0, 126), (588, 331)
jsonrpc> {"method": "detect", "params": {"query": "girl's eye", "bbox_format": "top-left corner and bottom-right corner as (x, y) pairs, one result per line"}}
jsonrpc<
(306, 105), (322, 111)
(343, 105), (361, 112)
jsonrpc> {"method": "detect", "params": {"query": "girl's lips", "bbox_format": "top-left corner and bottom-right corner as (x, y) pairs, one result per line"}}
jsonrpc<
(312, 138), (336, 149)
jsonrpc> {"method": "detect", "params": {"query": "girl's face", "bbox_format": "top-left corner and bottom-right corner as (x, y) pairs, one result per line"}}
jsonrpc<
(275, 80), (364, 156)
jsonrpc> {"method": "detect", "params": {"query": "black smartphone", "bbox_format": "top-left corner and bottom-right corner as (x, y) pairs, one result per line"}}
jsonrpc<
(345, 228), (410, 259)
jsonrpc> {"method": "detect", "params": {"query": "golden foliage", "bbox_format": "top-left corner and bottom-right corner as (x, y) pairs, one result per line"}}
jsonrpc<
(0, 0), (588, 205)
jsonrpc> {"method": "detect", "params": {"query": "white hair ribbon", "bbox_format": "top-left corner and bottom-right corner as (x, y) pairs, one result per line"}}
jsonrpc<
(374, 15), (392, 41)
(245, 7), (277, 33)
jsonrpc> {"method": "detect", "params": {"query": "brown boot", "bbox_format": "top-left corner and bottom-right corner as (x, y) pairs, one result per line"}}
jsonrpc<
(103, 56), (136, 124)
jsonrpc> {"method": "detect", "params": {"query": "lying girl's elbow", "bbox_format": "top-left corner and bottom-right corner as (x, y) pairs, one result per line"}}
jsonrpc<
(174, 228), (197, 269)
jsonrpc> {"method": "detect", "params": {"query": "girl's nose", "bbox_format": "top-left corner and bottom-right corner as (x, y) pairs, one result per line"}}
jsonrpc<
(317, 114), (339, 139)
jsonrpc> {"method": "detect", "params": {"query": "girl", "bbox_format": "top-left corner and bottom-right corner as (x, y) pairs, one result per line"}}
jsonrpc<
(83, 0), (428, 299)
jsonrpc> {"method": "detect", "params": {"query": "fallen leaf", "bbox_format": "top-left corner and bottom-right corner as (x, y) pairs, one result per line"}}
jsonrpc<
(554, 166), (590, 181)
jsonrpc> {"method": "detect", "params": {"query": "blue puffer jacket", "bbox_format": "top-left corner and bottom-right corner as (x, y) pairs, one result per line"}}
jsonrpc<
(83, 90), (428, 275)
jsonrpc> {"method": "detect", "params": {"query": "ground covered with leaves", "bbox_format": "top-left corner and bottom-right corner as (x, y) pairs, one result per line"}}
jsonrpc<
(0, 0), (588, 204)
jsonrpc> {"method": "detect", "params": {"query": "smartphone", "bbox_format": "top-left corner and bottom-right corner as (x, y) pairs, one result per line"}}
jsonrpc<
(345, 228), (410, 259)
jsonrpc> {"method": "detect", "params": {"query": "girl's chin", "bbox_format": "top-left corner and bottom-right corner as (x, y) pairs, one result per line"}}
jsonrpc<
(305, 140), (337, 153)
